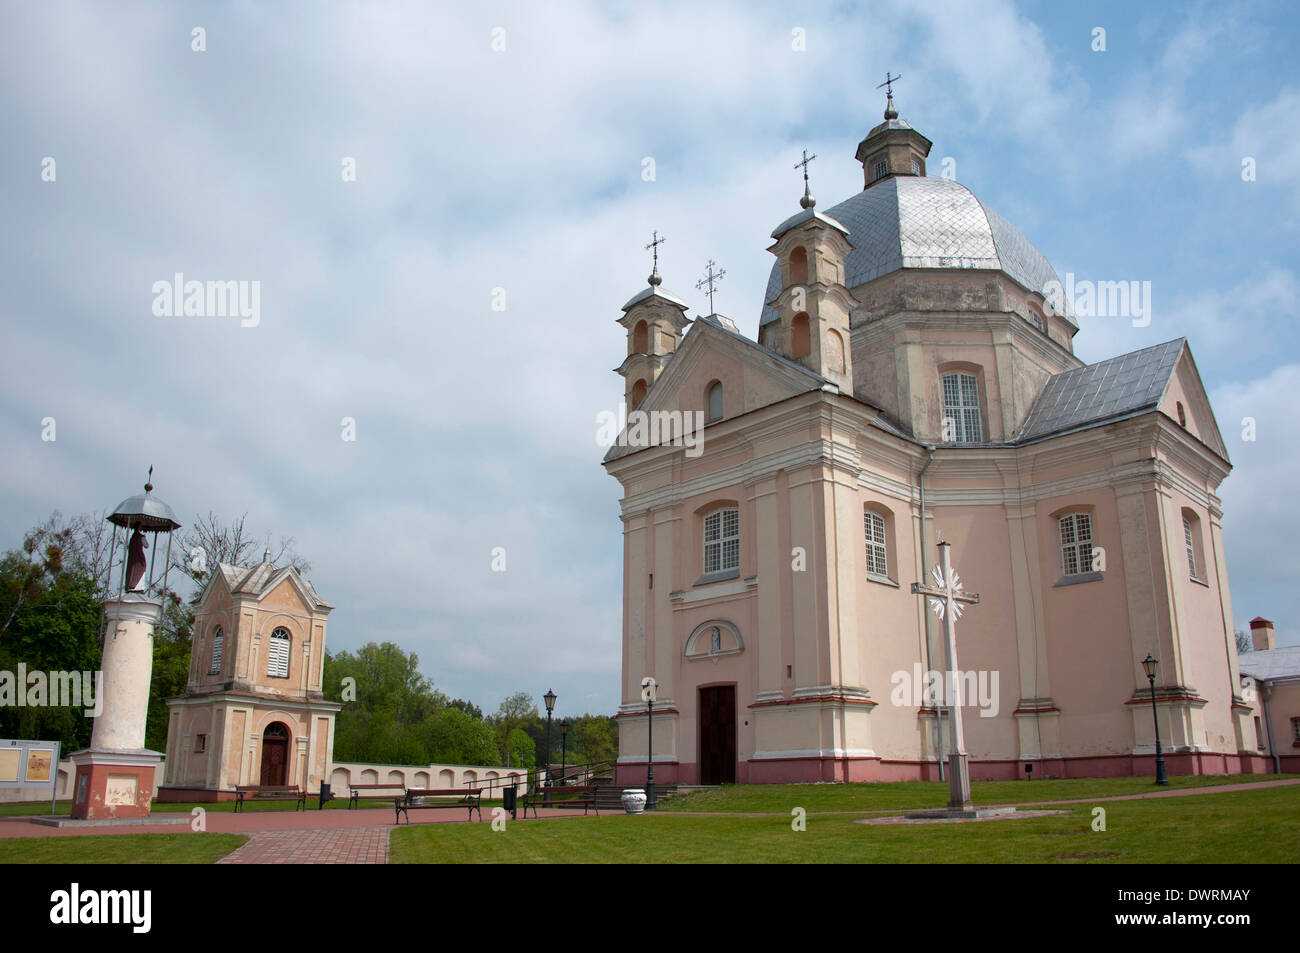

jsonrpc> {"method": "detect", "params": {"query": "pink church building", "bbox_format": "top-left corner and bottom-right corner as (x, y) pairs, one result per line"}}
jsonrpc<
(604, 95), (1265, 786)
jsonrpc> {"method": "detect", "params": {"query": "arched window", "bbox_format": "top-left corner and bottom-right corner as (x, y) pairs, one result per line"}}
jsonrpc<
(707, 381), (723, 422)
(941, 371), (982, 444)
(1059, 512), (1093, 577)
(864, 511), (888, 578)
(632, 320), (648, 354)
(208, 626), (223, 675)
(1176, 402), (1186, 427)
(703, 507), (740, 575)
(630, 378), (647, 408)
(789, 246), (809, 285)
(267, 627), (291, 678)
(791, 313), (811, 359)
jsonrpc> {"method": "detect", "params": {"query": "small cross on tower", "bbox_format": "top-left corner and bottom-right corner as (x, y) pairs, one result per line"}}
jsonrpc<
(696, 259), (726, 314)
(877, 71), (902, 119)
(911, 540), (980, 810)
(645, 230), (666, 285)
(794, 149), (817, 209)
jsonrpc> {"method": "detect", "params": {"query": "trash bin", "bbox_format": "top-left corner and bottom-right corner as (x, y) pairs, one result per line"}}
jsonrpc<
(502, 784), (517, 819)
(319, 781), (332, 809)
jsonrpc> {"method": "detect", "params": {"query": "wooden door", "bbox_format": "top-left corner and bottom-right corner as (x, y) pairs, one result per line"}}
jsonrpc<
(260, 723), (289, 786)
(698, 685), (736, 785)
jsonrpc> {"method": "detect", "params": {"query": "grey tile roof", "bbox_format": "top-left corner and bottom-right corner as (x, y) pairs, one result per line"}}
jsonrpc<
(622, 284), (689, 311)
(1016, 338), (1185, 442)
(1238, 645), (1300, 681)
(761, 176), (1066, 326)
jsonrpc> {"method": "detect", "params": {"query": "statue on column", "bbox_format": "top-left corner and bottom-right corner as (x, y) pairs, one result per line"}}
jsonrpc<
(125, 528), (148, 591)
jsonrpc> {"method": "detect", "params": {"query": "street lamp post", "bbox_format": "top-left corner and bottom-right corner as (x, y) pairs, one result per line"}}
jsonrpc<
(543, 689), (556, 804)
(559, 720), (569, 785)
(1141, 655), (1169, 786)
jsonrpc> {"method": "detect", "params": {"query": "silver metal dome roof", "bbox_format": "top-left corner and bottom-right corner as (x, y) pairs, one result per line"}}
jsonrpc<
(761, 176), (1067, 325)
(108, 485), (181, 532)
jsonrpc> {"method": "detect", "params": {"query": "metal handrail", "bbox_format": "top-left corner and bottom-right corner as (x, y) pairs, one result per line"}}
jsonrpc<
(462, 759), (614, 798)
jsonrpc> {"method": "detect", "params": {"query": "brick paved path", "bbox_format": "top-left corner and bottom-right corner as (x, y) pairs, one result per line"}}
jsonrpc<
(216, 826), (390, 864)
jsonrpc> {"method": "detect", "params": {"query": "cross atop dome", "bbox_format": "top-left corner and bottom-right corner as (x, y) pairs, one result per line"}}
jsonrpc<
(877, 71), (901, 119)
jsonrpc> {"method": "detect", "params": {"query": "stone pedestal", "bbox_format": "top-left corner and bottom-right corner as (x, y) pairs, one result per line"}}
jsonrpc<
(69, 749), (162, 820)
(70, 594), (163, 821)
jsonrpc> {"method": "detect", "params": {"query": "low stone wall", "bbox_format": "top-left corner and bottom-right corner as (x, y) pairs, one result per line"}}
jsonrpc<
(329, 761), (529, 796)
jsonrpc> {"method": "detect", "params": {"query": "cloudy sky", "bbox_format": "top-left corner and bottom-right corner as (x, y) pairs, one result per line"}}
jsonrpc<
(1, 1), (1296, 718)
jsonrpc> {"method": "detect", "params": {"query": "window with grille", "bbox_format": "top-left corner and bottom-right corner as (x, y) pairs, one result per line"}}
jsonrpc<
(941, 372), (982, 443)
(1024, 309), (1043, 330)
(864, 511), (888, 577)
(209, 626), (223, 674)
(1059, 512), (1093, 576)
(267, 627), (291, 678)
(703, 508), (739, 574)
(1292, 717), (1300, 744)
(910, 158), (921, 175)
(874, 159), (889, 180)
(1183, 516), (1198, 578)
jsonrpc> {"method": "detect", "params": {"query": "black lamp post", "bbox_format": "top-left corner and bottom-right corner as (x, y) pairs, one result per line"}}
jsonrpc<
(543, 689), (556, 803)
(1141, 655), (1169, 786)
(646, 695), (655, 811)
(559, 720), (569, 784)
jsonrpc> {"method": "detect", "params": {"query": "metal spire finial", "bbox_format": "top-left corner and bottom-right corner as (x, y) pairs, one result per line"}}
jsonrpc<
(877, 71), (902, 119)
(144, 465), (154, 493)
(795, 149), (817, 209)
(645, 230), (666, 287)
(696, 259), (726, 314)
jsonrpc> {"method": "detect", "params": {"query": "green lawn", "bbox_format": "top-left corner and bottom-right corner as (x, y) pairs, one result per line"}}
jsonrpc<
(656, 773), (1294, 813)
(390, 784), (1299, 864)
(0, 833), (248, 864)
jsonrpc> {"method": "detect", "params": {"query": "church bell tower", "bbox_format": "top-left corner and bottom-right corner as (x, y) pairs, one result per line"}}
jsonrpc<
(615, 232), (690, 410)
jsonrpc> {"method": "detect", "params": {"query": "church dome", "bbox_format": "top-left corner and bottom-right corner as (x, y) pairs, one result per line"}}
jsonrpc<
(761, 175), (1067, 326)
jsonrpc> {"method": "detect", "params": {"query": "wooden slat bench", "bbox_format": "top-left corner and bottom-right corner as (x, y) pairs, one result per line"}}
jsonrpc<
(394, 788), (482, 824)
(348, 782), (407, 809)
(520, 785), (599, 819)
(234, 785), (306, 812)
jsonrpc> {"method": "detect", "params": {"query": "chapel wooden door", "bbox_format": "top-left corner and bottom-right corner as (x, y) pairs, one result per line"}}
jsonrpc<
(260, 723), (289, 786)
(698, 685), (736, 785)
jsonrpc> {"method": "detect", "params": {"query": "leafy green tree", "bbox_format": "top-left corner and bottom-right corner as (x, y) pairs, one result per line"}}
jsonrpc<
(422, 707), (500, 766)
(506, 727), (536, 768)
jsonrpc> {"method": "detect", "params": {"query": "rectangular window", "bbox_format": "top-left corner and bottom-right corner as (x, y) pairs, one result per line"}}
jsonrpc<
(1184, 516), (1197, 578)
(267, 632), (290, 678)
(1292, 717), (1300, 744)
(1060, 512), (1093, 576)
(703, 507), (740, 574)
(910, 158), (921, 175)
(196, 734), (206, 753)
(874, 159), (889, 180)
(864, 511), (888, 577)
(942, 372), (982, 443)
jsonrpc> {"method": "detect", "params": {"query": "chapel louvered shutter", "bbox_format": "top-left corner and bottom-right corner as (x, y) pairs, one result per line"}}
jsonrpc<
(268, 628), (290, 678)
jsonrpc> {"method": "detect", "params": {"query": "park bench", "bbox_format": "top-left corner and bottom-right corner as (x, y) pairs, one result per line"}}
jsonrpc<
(520, 785), (600, 819)
(347, 781), (407, 809)
(393, 787), (482, 824)
(234, 784), (307, 812)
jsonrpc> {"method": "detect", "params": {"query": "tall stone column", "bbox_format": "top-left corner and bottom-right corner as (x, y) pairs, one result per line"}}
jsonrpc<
(69, 595), (166, 819)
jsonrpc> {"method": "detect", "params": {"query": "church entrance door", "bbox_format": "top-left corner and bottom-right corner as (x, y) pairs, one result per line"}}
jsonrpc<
(698, 685), (736, 784)
(260, 722), (290, 786)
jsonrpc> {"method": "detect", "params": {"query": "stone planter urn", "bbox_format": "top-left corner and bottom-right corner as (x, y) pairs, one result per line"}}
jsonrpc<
(621, 789), (647, 814)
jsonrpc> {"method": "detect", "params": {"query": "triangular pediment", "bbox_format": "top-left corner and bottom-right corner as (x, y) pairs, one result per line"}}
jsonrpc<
(603, 317), (831, 462)
(1157, 343), (1230, 462)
